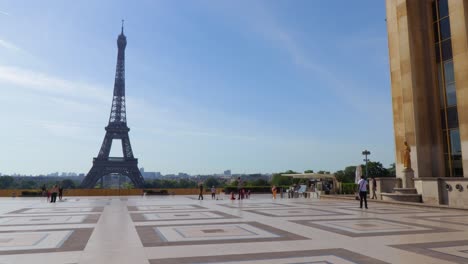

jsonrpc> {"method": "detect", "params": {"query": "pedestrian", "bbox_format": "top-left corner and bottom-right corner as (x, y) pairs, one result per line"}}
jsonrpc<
(58, 185), (64, 201)
(198, 183), (204, 200)
(247, 189), (251, 199)
(237, 177), (242, 200)
(50, 185), (58, 203)
(272, 185), (277, 199)
(41, 184), (46, 197)
(47, 188), (51, 202)
(371, 178), (377, 199)
(211, 186), (216, 200)
(230, 191), (236, 200)
(357, 175), (368, 209)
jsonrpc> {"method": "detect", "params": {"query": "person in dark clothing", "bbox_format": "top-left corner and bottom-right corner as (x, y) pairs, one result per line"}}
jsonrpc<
(50, 185), (58, 203)
(58, 186), (64, 201)
(371, 178), (377, 199)
(198, 184), (204, 200)
(357, 175), (368, 209)
(41, 184), (46, 197)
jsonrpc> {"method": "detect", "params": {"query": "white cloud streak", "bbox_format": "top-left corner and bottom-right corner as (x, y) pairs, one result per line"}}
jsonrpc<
(0, 10), (9, 16)
(0, 65), (109, 103)
(0, 39), (22, 52)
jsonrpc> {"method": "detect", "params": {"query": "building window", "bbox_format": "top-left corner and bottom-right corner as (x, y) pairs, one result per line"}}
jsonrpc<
(433, 0), (463, 177)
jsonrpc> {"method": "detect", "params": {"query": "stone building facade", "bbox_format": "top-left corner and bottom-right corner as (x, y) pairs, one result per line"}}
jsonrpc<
(386, 0), (468, 207)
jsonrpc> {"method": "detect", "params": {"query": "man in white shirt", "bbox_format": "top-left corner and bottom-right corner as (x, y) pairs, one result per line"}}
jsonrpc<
(357, 175), (368, 209)
(211, 186), (216, 200)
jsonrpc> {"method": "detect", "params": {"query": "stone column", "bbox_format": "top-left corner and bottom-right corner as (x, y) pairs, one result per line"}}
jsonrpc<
(449, 0), (468, 177)
(386, 0), (445, 179)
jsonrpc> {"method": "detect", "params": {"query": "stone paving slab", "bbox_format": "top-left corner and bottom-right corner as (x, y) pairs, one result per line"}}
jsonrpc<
(0, 195), (465, 264)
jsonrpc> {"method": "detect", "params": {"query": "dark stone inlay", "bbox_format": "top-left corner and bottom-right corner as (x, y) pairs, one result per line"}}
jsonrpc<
(127, 204), (207, 212)
(408, 214), (468, 226)
(0, 214), (101, 226)
(391, 240), (468, 264)
(8, 207), (104, 214)
(218, 203), (292, 209)
(136, 221), (308, 247)
(294, 202), (357, 207)
(202, 229), (225, 233)
(149, 248), (389, 264)
(340, 206), (434, 214)
(291, 218), (456, 237)
(244, 208), (349, 218)
(130, 210), (238, 222)
(0, 228), (93, 255)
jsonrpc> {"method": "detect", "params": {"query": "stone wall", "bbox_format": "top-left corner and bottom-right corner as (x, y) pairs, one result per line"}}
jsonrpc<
(414, 178), (468, 208)
(374, 178), (401, 200)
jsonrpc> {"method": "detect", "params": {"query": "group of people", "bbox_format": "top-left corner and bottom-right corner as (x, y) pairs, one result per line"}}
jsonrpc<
(41, 184), (64, 203)
(197, 180), (251, 200)
(198, 184), (219, 200)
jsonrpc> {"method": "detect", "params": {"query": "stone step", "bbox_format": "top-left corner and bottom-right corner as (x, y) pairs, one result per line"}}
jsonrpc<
(393, 188), (418, 194)
(381, 193), (422, 203)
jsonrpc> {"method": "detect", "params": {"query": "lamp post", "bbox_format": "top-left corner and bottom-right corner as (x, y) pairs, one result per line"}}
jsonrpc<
(362, 150), (371, 179)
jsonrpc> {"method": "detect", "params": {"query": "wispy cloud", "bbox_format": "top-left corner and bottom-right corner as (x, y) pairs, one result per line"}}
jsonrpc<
(0, 10), (9, 16)
(0, 65), (109, 103)
(210, 2), (388, 114)
(0, 39), (22, 52)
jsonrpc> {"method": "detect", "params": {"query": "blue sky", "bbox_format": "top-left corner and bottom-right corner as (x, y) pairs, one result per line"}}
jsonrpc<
(0, 0), (393, 175)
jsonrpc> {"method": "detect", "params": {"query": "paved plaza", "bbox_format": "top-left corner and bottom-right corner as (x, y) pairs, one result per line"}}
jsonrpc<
(0, 195), (467, 263)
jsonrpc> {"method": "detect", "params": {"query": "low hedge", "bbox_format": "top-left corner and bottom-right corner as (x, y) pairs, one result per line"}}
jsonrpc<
(21, 191), (42, 197)
(143, 189), (169, 195)
(341, 183), (357, 194)
(222, 186), (289, 194)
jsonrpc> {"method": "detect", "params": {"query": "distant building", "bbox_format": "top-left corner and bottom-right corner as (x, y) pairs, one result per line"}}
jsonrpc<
(224, 170), (231, 176)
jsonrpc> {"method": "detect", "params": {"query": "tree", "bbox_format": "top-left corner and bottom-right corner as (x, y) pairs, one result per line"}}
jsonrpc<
(387, 163), (396, 177)
(204, 177), (220, 188)
(334, 166), (358, 183)
(0, 176), (14, 189)
(271, 171), (296, 186)
(60, 179), (76, 189)
(122, 182), (134, 189)
(19, 180), (37, 189)
(364, 161), (389, 178)
(252, 179), (269, 186)
(178, 179), (196, 188)
(304, 170), (314, 173)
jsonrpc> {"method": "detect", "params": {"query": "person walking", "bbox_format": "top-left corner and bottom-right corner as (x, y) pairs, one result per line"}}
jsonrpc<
(357, 176), (368, 209)
(198, 183), (204, 200)
(58, 185), (64, 201)
(271, 185), (277, 199)
(50, 185), (58, 203)
(41, 184), (46, 197)
(211, 186), (216, 200)
(237, 177), (242, 200)
(371, 178), (377, 199)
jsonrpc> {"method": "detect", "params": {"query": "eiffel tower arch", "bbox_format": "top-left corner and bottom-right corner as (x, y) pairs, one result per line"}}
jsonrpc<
(81, 22), (145, 188)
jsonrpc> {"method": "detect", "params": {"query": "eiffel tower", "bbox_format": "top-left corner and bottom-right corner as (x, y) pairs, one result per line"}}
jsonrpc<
(81, 22), (144, 188)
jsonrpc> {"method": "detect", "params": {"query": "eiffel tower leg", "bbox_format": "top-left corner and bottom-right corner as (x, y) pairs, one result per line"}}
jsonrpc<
(126, 165), (144, 188)
(81, 166), (105, 188)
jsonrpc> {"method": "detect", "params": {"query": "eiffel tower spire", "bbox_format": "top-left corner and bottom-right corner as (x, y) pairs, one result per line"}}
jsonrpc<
(81, 24), (144, 188)
(109, 19), (127, 125)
